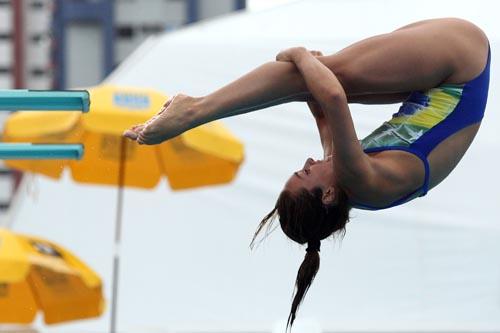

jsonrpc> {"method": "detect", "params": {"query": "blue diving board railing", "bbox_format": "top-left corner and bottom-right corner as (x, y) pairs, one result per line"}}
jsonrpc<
(0, 89), (89, 160)
(0, 144), (84, 160)
(0, 90), (90, 112)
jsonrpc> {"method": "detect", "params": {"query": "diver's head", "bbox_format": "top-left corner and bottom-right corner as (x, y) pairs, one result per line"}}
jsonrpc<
(251, 156), (351, 330)
(284, 156), (337, 205)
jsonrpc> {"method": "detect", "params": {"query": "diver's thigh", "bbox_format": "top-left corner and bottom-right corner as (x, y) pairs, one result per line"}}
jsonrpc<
(317, 18), (487, 94)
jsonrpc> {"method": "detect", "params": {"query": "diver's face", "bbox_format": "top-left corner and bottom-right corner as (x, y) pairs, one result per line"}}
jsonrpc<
(284, 156), (337, 204)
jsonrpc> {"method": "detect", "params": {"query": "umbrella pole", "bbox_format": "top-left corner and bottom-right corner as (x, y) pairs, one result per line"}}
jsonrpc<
(110, 137), (127, 333)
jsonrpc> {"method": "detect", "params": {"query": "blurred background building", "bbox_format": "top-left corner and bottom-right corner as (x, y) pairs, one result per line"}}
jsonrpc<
(1, 0), (247, 91)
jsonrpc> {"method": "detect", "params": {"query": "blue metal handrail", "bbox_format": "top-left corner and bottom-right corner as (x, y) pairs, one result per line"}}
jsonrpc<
(0, 143), (84, 160)
(0, 90), (90, 112)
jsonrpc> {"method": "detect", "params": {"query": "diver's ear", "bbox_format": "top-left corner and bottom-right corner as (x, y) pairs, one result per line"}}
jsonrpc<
(322, 186), (336, 205)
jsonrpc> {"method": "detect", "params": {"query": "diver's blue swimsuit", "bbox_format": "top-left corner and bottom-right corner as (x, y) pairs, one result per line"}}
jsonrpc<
(352, 47), (491, 210)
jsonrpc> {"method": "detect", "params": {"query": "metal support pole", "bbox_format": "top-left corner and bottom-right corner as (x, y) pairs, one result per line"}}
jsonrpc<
(110, 137), (127, 333)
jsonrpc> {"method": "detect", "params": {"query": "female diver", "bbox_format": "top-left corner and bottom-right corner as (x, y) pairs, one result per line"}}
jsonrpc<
(124, 18), (490, 329)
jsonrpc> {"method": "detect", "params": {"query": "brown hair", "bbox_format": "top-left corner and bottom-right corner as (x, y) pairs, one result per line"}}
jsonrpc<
(251, 187), (351, 331)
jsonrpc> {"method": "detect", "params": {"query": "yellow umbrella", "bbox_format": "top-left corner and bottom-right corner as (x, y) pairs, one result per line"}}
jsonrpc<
(2, 84), (244, 189)
(0, 228), (104, 325)
(1, 85), (244, 333)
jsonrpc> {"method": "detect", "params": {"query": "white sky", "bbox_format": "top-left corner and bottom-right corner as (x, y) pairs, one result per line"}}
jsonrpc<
(247, 0), (296, 11)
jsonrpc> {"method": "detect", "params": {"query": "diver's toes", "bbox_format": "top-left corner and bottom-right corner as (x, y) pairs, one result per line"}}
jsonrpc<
(131, 124), (145, 131)
(137, 128), (153, 145)
(123, 123), (148, 140)
(123, 129), (138, 140)
(137, 135), (146, 145)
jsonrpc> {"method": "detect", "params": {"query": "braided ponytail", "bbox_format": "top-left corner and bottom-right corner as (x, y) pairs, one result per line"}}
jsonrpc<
(254, 187), (350, 331)
(286, 240), (321, 331)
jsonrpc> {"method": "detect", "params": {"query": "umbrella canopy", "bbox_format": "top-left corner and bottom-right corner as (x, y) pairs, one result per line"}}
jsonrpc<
(0, 228), (104, 325)
(2, 85), (244, 189)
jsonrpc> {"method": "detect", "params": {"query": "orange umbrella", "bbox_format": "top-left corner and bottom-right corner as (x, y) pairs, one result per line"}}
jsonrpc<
(0, 228), (104, 325)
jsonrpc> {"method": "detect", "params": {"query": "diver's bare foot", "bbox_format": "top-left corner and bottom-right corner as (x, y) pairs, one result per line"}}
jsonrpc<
(123, 98), (173, 141)
(137, 94), (199, 145)
(123, 124), (146, 140)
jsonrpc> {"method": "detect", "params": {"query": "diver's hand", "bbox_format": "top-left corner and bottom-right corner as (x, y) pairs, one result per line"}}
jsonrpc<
(275, 47), (308, 62)
(276, 47), (322, 62)
(309, 50), (323, 57)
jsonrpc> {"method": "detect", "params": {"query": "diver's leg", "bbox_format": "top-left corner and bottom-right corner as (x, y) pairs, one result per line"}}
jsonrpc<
(129, 18), (487, 144)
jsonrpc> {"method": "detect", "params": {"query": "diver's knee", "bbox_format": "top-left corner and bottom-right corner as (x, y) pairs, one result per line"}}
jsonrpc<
(319, 55), (362, 93)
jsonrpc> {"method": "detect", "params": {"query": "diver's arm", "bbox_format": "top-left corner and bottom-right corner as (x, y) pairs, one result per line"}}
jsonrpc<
(307, 100), (334, 159)
(284, 47), (372, 182)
